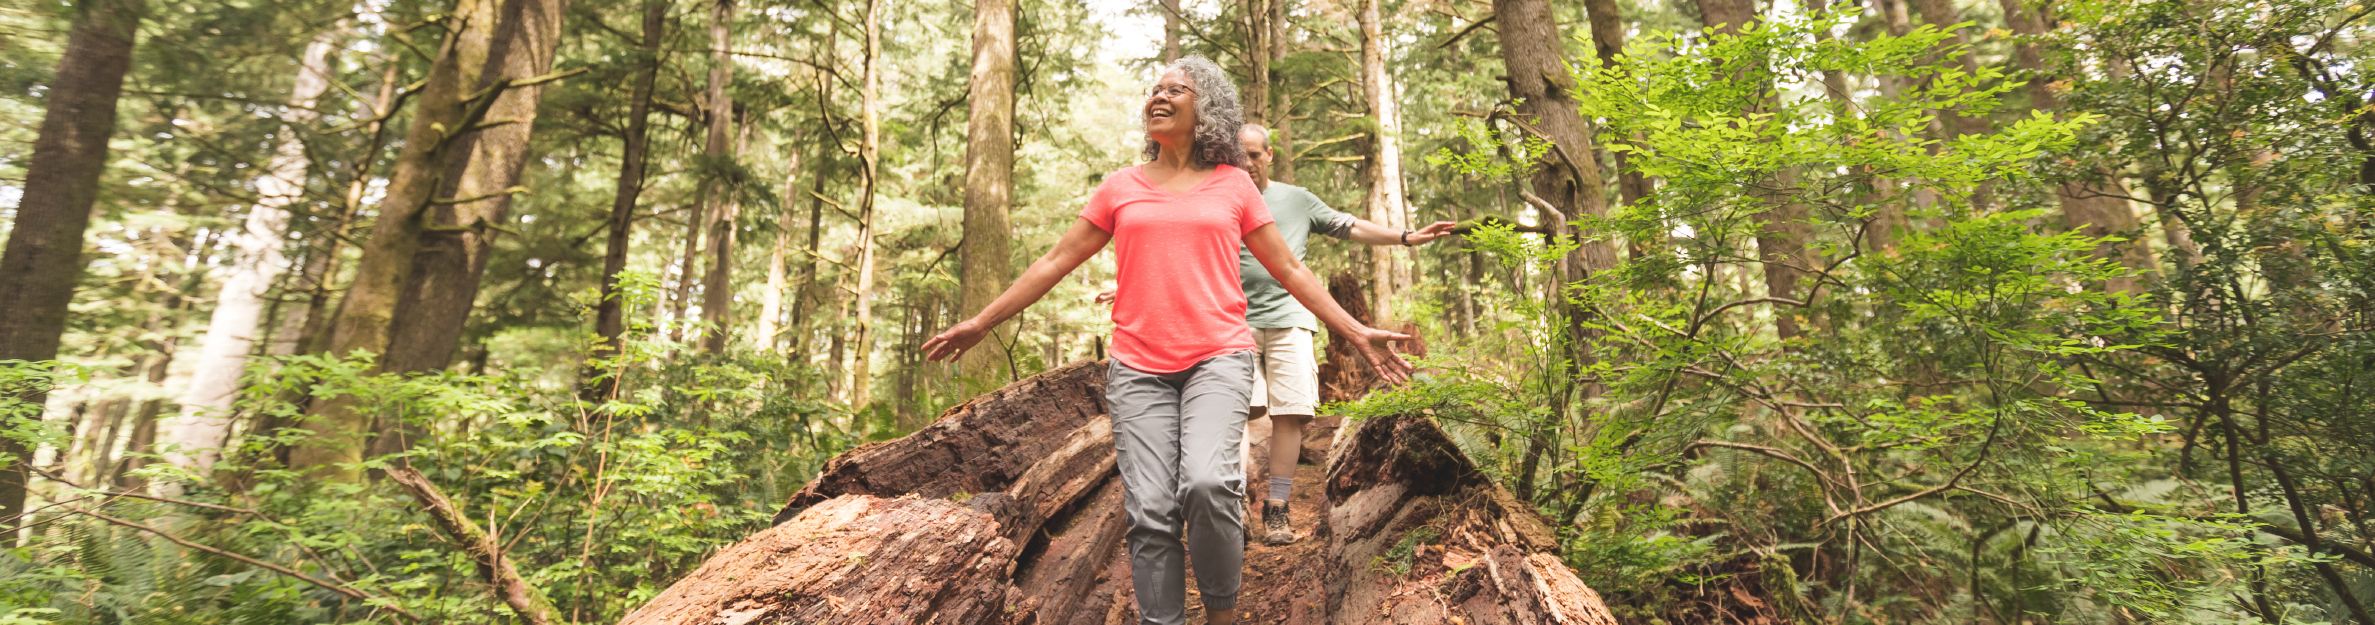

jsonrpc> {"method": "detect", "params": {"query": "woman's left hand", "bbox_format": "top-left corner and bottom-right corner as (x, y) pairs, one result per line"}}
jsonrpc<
(1351, 326), (1416, 385)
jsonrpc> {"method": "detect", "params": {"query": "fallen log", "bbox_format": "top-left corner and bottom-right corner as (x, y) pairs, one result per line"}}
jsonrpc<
(617, 495), (1021, 625)
(628, 361), (1617, 625)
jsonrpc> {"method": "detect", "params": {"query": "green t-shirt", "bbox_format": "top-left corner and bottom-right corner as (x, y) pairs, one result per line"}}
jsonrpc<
(1238, 182), (1355, 331)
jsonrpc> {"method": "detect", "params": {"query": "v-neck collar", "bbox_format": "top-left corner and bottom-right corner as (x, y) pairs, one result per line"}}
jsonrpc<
(1133, 164), (1226, 197)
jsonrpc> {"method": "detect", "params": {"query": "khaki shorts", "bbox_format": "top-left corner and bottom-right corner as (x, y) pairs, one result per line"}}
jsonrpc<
(1248, 327), (1319, 417)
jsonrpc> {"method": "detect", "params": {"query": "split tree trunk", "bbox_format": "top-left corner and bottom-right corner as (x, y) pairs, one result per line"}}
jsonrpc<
(959, 0), (1019, 383)
(166, 27), (339, 474)
(589, 0), (668, 399)
(386, 0), (571, 374)
(696, 0), (740, 353)
(0, 0), (147, 525)
(1358, 0), (1410, 322)
(294, 0), (498, 474)
(848, 0), (883, 410)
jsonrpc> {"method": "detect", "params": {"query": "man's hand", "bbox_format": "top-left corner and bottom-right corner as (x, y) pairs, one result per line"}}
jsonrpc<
(922, 318), (991, 362)
(1095, 289), (1117, 305)
(1352, 326), (1416, 385)
(1404, 221), (1460, 246)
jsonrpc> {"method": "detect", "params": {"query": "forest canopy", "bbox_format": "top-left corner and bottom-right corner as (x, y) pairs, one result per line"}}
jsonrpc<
(0, 0), (2372, 622)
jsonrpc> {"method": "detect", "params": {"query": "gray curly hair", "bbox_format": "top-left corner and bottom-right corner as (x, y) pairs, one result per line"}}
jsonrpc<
(1141, 55), (1248, 170)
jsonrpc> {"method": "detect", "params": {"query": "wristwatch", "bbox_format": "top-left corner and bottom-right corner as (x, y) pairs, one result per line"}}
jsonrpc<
(1401, 230), (1412, 246)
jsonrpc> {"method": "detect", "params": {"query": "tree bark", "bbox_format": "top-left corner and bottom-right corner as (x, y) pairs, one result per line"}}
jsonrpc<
(588, 0), (667, 399)
(959, 0), (1019, 384)
(849, 0), (882, 410)
(165, 27), (339, 474)
(622, 496), (1023, 625)
(293, 0), (497, 474)
(0, 0), (146, 526)
(696, 0), (740, 353)
(1358, 0), (1411, 322)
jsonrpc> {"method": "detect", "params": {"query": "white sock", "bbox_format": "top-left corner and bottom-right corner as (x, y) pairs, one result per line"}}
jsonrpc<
(1268, 476), (1294, 503)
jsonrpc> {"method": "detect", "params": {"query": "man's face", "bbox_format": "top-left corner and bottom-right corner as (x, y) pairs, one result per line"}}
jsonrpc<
(1240, 130), (1272, 180)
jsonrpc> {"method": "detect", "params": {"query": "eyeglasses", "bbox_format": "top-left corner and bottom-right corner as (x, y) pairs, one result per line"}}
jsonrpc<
(1148, 84), (1196, 100)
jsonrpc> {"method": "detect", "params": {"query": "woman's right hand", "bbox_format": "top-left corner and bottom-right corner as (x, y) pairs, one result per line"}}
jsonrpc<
(922, 318), (990, 362)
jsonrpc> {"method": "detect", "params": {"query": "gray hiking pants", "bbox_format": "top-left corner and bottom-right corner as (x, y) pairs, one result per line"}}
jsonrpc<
(1107, 352), (1254, 624)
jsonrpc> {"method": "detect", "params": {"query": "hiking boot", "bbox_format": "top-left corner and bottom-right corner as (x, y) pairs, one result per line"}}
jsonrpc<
(1262, 499), (1295, 545)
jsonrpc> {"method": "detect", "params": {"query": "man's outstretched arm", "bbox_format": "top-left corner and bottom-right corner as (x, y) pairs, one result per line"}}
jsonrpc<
(1340, 218), (1459, 247)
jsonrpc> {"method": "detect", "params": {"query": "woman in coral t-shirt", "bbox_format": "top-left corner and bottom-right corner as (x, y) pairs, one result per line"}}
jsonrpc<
(922, 56), (1412, 625)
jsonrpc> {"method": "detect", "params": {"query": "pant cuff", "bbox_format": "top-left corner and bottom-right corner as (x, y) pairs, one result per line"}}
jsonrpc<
(1202, 592), (1238, 612)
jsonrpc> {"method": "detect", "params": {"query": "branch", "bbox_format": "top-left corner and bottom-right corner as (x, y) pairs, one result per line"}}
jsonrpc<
(1433, 16), (1496, 50)
(386, 466), (560, 625)
(1685, 440), (1842, 516)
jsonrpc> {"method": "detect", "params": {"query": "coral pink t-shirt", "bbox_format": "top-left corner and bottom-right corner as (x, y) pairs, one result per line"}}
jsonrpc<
(1080, 164), (1276, 374)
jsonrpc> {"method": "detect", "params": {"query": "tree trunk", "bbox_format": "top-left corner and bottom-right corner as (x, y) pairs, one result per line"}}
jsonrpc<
(1160, 0), (1183, 62)
(1697, 0), (1812, 340)
(1358, 0), (1410, 322)
(1999, 0), (2155, 293)
(849, 0), (882, 410)
(697, 0), (740, 353)
(293, 0), (498, 475)
(589, 0), (667, 399)
(1582, 0), (1652, 243)
(959, 0), (1018, 384)
(1269, 0), (1294, 183)
(790, 169), (828, 355)
(1243, 0), (1269, 124)
(0, 0), (146, 526)
(385, 0), (572, 375)
(758, 150), (802, 353)
(165, 27), (339, 474)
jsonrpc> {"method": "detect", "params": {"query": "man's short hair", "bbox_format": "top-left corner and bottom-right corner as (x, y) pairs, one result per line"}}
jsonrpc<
(1240, 123), (1271, 142)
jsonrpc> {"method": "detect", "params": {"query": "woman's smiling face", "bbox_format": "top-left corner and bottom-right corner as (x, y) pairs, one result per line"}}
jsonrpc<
(1143, 70), (1198, 144)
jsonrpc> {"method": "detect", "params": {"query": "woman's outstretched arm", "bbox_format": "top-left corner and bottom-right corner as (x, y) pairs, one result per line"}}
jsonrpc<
(923, 217), (1111, 362)
(1242, 223), (1417, 385)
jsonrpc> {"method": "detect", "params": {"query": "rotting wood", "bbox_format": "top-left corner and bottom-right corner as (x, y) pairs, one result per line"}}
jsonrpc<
(777, 358), (1107, 520)
(1319, 413), (1619, 624)
(618, 495), (1020, 625)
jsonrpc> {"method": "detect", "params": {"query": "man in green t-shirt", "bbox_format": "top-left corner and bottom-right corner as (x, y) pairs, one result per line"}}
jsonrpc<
(1237, 124), (1455, 545)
